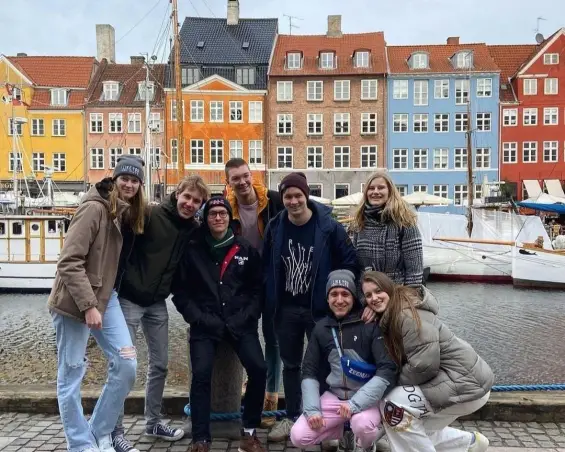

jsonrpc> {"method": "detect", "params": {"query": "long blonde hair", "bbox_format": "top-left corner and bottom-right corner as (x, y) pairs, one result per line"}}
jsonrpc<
(109, 183), (146, 234)
(361, 271), (421, 365)
(351, 171), (417, 232)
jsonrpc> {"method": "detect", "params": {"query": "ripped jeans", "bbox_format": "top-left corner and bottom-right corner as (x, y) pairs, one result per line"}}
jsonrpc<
(51, 290), (137, 452)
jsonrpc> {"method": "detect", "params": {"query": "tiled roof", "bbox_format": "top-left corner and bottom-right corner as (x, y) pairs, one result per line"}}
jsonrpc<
(7, 56), (96, 88)
(178, 17), (278, 65)
(387, 44), (500, 75)
(487, 45), (538, 102)
(270, 33), (386, 76)
(28, 89), (87, 109)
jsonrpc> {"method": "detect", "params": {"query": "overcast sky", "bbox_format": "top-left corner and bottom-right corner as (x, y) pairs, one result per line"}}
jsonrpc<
(2, 0), (564, 63)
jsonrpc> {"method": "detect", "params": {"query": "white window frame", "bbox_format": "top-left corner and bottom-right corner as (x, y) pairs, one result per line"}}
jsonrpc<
(413, 148), (428, 170)
(455, 51), (472, 69)
(523, 142), (537, 163)
(309, 183), (323, 197)
(277, 114), (293, 135)
(170, 99), (185, 121)
(477, 78), (492, 97)
(411, 53), (428, 69)
(229, 101), (243, 123)
(307, 146), (323, 169)
(9, 152), (23, 172)
(413, 80), (429, 106)
(307, 81), (324, 101)
(454, 184), (468, 206)
(170, 139), (178, 167)
(361, 113), (377, 135)
(413, 113), (428, 133)
(544, 78), (558, 95)
(52, 119), (66, 136)
(434, 79), (449, 99)
(413, 184), (427, 193)
(109, 113), (123, 134)
(249, 140), (263, 164)
(355, 51), (370, 68)
(476, 112), (491, 132)
(103, 82), (119, 101)
(361, 80), (377, 100)
(277, 147), (293, 169)
(543, 141), (558, 162)
(392, 149), (408, 169)
(210, 140), (224, 165)
(109, 147), (123, 169)
(455, 113), (468, 132)
(248, 101), (263, 123)
(503, 109), (517, 127)
(433, 184), (448, 198)
(32, 152), (45, 172)
(523, 108), (538, 126)
(502, 142), (517, 164)
(434, 113), (449, 132)
(454, 148), (468, 169)
(229, 140), (243, 159)
(128, 147), (142, 156)
(287, 52), (302, 69)
(334, 146), (350, 169)
(544, 107), (559, 125)
(334, 80), (350, 101)
(433, 148), (448, 169)
(90, 148), (104, 169)
(475, 148), (490, 169)
(455, 79), (470, 104)
(393, 80), (408, 99)
(190, 139), (204, 164)
(524, 79), (537, 95)
(235, 67), (256, 86)
(127, 113), (141, 133)
(320, 52), (335, 69)
(149, 147), (161, 169)
(52, 153), (66, 172)
(149, 112), (161, 133)
(191, 100), (204, 122)
(50, 88), (68, 106)
(277, 81), (293, 101)
(396, 185), (408, 196)
(393, 113), (408, 133)
(544, 53), (559, 65)
(360, 145), (378, 169)
(334, 183), (350, 199)
(138, 81), (155, 102)
(334, 113), (350, 135)
(210, 101), (224, 122)
(89, 113), (103, 133)
(31, 118), (44, 136)
(307, 113), (323, 136)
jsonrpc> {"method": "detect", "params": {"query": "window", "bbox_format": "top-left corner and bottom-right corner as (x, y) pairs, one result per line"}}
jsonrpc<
(12, 87), (22, 101)
(170, 139), (178, 166)
(393, 80), (408, 99)
(277, 147), (293, 168)
(249, 101), (263, 123)
(236, 67), (255, 85)
(107, 113), (122, 133)
(393, 149), (408, 169)
(543, 141), (558, 162)
(90, 148), (104, 169)
(87, 113), (102, 133)
(434, 79), (449, 99)
(413, 148), (428, 169)
(277, 81), (293, 101)
(542, 107), (558, 125)
(210, 140), (224, 164)
(454, 51), (472, 69)
(434, 184), (448, 198)
(334, 146), (350, 168)
(524, 79), (537, 95)
(287, 52), (302, 69)
(455, 79), (470, 104)
(32, 152), (45, 172)
(475, 184), (483, 200)
(523, 142), (537, 163)
(277, 114), (293, 135)
(476, 113), (491, 131)
(433, 148), (448, 169)
(413, 185), (427, 193)
(31, 118), (44, 136)
(477, 78), (492, 97)
(396, 185), (408, 196)
(545, 78), (558, 95)
(454, 184), (468, 206)
(393, 114), (408, 132)
(503, 109), (517, 126)
(475, 148), (490, 168)
(413, 80), (428, 106)
(9, 153), (22, 172)
(249, 140), (263, 164)
(434, 114), (449, 132)
(52, 153), (66, 172)
(181, 67), (200, 85)
(229, 140), (243, 159)
(524, 108), (538, 126)
(51, 88), (68, 106)
(210, 101), (224, 122)
(124, 114), (140, 134)
(334, 80), (350, 101)
(109, 148), (123, 169)
(361, 146), (378, 168)
(8, 118), (22, 136)
(191, 140), (204, 164)
(102, 82), (119, 101)
(361, 80), (377, 100)
(307, 146), (323, 169)
(411, 53), (428, 69)
(502, 142), (517, 164)
(335, 184), (349, 199)
(454, 148), (468, 169)
(361, 113), (377, 134)
(307, 114), (323, 135)
(413, 114), (428, 133)
(334, 113), (350, 135)
(149, 112), (161, 132)
(129, 147), (142, 156)
(309, 184), (322, 197)
(150, 148), (161, 169)
(544, 53), (559, 65)
(191, 100), (204, 122)
(320, 52), (335, 69)
(52, 119), (66, 136)
(229, 101), (243, 122)
(137, 81), (155, 101)
(170, 99), (185, 121)
(307, 81), (323, 101)
(455, 113), (468, 132)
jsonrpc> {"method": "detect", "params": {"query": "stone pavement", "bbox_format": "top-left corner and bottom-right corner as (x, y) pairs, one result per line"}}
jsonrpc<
(1, 413), (565, 451)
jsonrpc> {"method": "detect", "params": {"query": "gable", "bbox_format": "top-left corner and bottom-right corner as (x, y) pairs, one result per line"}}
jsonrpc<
(0, 56), (34, 86)
(197, 79), (238, 91)
(182, 74), (252, 93)
(518, 29), (565, 76)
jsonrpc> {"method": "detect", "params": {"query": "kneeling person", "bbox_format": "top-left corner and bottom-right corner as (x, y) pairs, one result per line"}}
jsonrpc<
(172, 196), (267, 452)
(290, 270), (397, 452)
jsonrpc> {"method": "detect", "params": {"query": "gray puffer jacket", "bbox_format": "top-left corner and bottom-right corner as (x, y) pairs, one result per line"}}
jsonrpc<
(382, 288), (494, 411)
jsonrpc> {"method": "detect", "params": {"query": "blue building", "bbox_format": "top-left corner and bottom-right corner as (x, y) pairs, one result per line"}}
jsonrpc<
(386, 40), (501, 213)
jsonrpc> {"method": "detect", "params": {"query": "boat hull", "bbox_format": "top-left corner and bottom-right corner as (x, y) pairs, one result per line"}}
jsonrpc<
(0, 262), (56, 290)
(512, 246), (565, 290)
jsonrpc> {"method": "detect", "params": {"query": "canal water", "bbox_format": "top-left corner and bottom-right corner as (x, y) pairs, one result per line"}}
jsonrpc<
(0, 282), (564, 389)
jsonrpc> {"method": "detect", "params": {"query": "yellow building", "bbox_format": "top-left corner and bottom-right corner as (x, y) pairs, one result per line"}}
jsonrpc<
(0, 55), (98, 192)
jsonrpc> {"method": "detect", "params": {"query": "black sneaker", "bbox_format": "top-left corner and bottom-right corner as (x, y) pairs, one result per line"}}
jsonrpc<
(112, 434), (140, 452)
(145, 422), (185, 441)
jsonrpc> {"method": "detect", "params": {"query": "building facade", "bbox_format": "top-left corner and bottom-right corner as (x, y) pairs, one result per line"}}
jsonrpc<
(267, 15), (387, 200)
(386, 39), (501, 213)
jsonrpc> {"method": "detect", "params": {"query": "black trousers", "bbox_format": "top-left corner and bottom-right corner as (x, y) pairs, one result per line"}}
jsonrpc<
(189, 331), (267, 442)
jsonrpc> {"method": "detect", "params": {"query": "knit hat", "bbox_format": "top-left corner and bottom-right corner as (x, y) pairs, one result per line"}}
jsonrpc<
(113, 156), (145, 183)
(326, 270), (356, 299)
(279, 172), (309, 200)
(203, 196), (233, 223)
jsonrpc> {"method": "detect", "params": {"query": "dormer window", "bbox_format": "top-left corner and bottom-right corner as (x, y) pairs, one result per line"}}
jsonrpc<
(454, 51), (473, 69)
(320, 52), (336, 69)
(181, 67), (200, 85)
(286, 52), (302, 70)
(138, 81), (155, 101)
(50, 88), (68, 106)
(103, 82), (120, 101)
(354, 50), (370, 68)
(410, 53), (429, 69)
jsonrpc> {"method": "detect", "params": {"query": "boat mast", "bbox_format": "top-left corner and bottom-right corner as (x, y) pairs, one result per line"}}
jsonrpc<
(465, 61), (474, 237)
(172, 0), (185, 181)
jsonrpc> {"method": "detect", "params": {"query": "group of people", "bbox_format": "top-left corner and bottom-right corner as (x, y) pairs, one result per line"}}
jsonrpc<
(48, 155), (495, 452)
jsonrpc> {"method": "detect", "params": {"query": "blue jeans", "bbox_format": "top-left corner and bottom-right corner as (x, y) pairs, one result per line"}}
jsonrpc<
(261, 316), (281, 394)
(52, 290), (137, 452)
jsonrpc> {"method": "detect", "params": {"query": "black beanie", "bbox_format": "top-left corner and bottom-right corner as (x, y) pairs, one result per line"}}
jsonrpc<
(203, 196), (233, 223)
(279, 172), (309, 200)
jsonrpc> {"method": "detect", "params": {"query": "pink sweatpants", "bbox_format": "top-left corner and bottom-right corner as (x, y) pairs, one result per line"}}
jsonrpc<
(290, 391), (383, 449)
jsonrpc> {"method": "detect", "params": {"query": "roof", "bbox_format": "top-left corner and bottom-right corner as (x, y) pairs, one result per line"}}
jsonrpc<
(270, 32), (387, 76)
(29, 89), (88, 109)
(7, 56), (96, 88)
(487, 45), (538, 101)
(387, 43), (500, 75)
(178, 17), (278, 65)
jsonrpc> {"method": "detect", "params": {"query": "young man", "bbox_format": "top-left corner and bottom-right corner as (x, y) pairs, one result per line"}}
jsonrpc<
(263, 172), (359, 443)
(225, 158), (283, 427)
(172, 196), (267, 452)
(111, 175), (210, 452)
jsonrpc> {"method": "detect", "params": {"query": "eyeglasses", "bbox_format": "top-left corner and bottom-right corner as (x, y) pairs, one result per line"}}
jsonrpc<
(209, 211), (228, 219)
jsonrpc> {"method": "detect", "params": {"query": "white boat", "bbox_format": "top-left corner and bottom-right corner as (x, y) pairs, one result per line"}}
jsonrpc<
(512, 245), (565, 289)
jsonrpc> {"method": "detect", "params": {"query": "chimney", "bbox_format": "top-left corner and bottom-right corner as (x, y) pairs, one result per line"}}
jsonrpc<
(16, 52), (27, 57)
(96, 24), (116, 63)
(327, 15), (342, 37)
(227, 0), (239, 26)
(446, 36), (460, 45)
(130, 56), (145, 65)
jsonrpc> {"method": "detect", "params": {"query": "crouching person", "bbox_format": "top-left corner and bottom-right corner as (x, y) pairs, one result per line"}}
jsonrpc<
(172, 196), (267, 452)
(290, 270), (397, 452)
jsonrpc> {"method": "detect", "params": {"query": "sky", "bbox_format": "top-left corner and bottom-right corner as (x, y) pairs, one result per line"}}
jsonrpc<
(2, 0), (565, 63)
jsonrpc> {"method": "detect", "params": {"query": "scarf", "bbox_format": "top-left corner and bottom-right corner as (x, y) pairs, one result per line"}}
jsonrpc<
(205, 228), (235, 263)
(363, 204), (383, 226)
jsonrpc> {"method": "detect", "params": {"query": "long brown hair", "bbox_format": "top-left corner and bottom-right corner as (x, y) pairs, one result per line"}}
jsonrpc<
(361, 271), (421, 365)
(109, 182), (146, 234)
(351, 170), (417, 232)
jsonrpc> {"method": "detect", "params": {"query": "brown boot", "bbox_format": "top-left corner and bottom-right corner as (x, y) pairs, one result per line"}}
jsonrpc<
(192, 441), (210, 452)
(239, 430), (266, 452)
(260, 394), (278, 429)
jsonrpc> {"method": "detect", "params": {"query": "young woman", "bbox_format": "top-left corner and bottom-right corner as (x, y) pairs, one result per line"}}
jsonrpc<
(48, 156), (146, 452)
(290, 270), (397, 452)
(361, 271), (493, 452)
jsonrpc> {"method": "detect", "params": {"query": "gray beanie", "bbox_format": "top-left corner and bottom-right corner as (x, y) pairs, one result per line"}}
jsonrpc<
(326, 269), (356, 298)
(113, 156), (145, 183)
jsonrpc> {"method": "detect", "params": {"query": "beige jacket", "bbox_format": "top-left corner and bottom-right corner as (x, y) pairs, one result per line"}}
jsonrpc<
(47, 186), (129, 322)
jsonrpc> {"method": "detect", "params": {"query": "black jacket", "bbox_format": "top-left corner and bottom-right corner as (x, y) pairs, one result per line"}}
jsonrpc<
(118, 193), (198, 306)
(172, 231), (263, 341)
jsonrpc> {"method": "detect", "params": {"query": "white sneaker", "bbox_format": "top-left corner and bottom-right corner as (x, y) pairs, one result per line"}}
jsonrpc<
(97, 434), (116, 452)
(267, 418), (294, 442)
(468, 432), (489, 452)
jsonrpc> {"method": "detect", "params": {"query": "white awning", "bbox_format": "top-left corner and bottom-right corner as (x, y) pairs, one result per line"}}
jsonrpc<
(523, 180), (543, 198)
(544, 179), (565, 198)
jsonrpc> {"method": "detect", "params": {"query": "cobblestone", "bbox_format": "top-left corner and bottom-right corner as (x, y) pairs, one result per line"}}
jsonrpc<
(1, 414), (565, 450)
